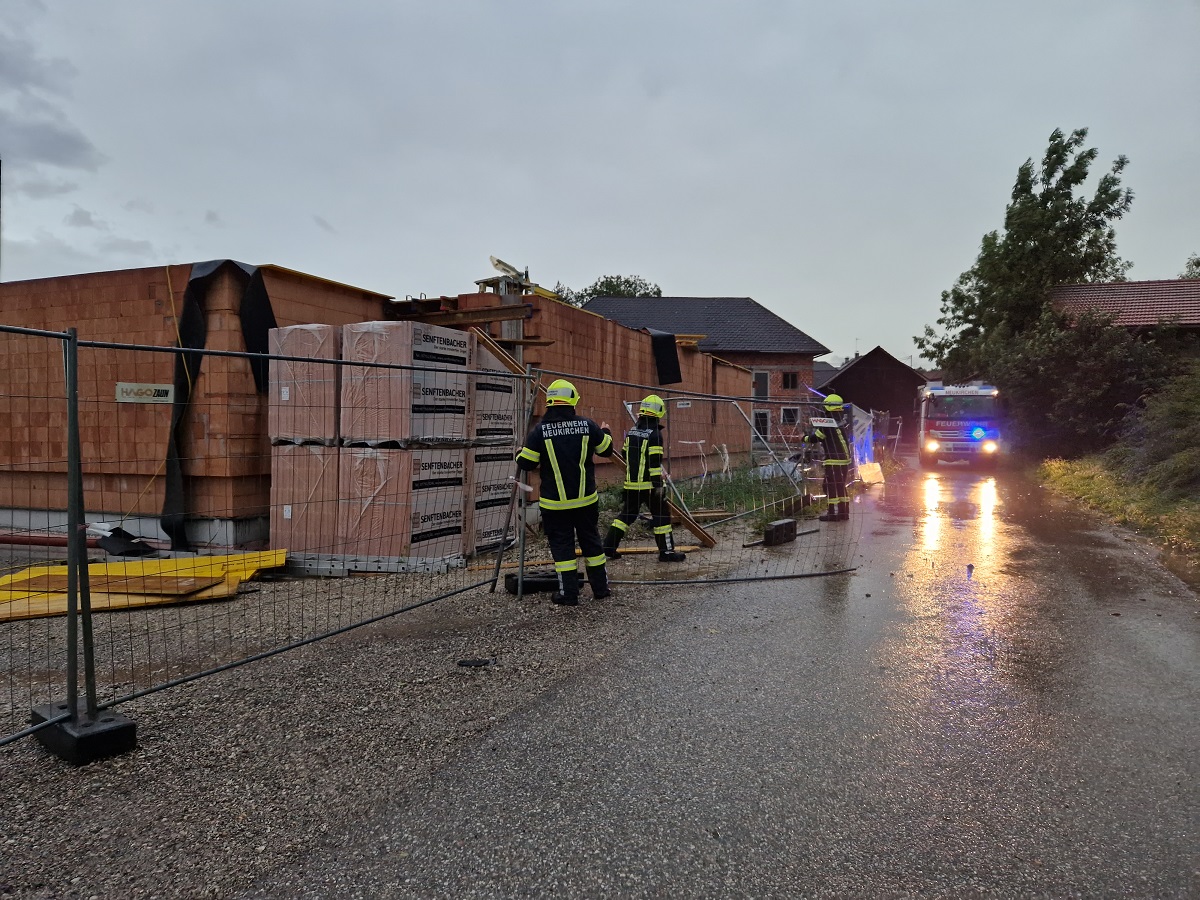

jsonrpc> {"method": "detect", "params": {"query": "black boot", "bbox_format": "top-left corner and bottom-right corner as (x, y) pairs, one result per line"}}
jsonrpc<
(551, 570), (580, 606)
(603, 527), (622, 560)
(656, 532), (686, 563)
(587, 563), (611, 600)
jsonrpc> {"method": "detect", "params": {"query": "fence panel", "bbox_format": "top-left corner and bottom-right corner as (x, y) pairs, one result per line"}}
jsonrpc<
(3, 337), (531, 747)
(0, 327), (73, 742)
(522, 368), (864, 588)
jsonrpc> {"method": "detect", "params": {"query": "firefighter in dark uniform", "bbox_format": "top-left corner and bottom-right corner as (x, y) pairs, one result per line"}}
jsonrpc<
(804, 393), (852, 521)
(602, 394), (686, 562)
(516, 379), (614, 605)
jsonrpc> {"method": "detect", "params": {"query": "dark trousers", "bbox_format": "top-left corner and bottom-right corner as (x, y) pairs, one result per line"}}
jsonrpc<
(613, 488), (670, 531)
(823, 461), (849, 505)
(541, 503), (608, 596)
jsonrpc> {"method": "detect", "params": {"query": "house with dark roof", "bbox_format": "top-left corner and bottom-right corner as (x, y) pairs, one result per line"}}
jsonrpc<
(1050, 279), (1200, 333)
(582, 296), (829, 441)
(811, 360), (838, 386)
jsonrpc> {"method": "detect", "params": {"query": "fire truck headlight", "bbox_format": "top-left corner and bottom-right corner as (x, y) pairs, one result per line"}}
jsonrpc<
(925, 439), (939, 452)
(982, 441), (998, 454)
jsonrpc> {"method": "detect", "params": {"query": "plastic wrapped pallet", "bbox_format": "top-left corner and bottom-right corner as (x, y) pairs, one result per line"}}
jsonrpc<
(340, 321), (473, 445)
(268, 324), (341, 444)
(336, 447), (466, 559)
(269, 444), (340, 553)
(465, 447), (517, 556)
(470, 343), (525, 445)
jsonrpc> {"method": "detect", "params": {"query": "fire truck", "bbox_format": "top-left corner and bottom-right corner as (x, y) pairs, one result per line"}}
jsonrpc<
(917, 382), (1003, 469)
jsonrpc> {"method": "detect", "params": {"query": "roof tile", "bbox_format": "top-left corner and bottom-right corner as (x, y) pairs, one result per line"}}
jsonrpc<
(581, 296), (829, 356)
(1050, 279), (1200, 328)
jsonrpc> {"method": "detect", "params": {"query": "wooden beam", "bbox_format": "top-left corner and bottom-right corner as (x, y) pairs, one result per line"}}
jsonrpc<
(401, 304), (533, 327)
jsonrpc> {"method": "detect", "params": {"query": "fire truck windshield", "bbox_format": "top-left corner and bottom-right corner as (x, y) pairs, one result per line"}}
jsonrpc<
(927, 394), (998, 417)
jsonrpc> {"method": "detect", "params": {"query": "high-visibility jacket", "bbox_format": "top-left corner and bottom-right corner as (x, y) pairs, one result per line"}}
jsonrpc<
(516, 407), (614, 510)
(623, 417), (665, 490)
(804, 414), (851, 465)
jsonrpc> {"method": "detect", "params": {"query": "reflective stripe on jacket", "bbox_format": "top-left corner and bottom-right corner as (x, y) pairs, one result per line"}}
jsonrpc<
(803, 416), (850, 465)
(516, 407), (614, 510)
(623, 420), (664, 490)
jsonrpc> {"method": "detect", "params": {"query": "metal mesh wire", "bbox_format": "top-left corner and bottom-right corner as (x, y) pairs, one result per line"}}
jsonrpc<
(2, 336), (871, 747)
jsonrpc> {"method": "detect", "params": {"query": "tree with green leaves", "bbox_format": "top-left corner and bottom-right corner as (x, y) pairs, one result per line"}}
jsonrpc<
(909, 128), (1191, 457)
(987, 309), (1181, 458)
(555, 275), (662, 307)
(1181, 253), (1200, 279)
(915, 127), (1133, 381)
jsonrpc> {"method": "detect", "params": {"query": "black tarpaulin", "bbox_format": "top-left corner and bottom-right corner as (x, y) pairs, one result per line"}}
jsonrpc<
(239, 266), (278, 392)
(645, 327), (682, 385)
(160, 260), (278, 550)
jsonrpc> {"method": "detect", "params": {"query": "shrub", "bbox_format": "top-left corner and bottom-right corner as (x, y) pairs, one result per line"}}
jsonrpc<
(1119, 360), (1200, 499)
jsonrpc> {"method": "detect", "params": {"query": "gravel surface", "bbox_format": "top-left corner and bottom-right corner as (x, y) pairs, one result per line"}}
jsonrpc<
(0, 563), (706, 899)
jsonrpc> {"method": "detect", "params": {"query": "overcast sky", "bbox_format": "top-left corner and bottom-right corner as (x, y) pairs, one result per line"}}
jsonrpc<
(2, 0), (1197, 366)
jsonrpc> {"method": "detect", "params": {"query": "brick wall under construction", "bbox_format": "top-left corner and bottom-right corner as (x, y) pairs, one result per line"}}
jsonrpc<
(0, 266), (754, 551)
(454, 292), (753, 480)
(0, 263), (391, 546)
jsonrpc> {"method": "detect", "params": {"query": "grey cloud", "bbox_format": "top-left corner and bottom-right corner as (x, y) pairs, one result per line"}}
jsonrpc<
(0, 30), (77, 97)
(64, 206), (104, 229)
(11, 175), (78, 198)
(0, 9), (103, 177)
(0, 105), (105, 171)
(4, 0), (1197, 363)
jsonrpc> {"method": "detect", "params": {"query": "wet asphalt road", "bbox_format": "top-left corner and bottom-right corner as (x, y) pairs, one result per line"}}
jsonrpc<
(257, 463), (1200, 898)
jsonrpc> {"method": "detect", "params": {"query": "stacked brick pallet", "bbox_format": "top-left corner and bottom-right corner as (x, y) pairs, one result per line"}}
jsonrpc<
(267, 324), (342, 558)
(267, 321), (523, 571)
(465, 343), (525, 557)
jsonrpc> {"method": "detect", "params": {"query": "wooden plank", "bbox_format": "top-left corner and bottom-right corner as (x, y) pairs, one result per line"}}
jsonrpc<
(472, 328), (527, 369)
(0, 586), (239, 622)
(399, 304), (533, 327)
(471, 328), (717, 548)
(1, 574), (224, 596)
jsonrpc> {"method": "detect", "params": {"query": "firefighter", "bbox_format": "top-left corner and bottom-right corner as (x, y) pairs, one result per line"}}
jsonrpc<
(804, 393), (851, 522)
(516, 379), (614, 605)
(602, 394), (686, 563)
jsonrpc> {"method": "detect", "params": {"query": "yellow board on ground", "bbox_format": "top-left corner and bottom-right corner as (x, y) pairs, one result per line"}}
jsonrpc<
(0, 550), (288, 622)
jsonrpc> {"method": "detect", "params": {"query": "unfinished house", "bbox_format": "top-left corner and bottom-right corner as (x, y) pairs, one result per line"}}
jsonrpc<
(0, 260), (760, 559)
(0, 261), (392, 550)
(389, 290), (755, 482)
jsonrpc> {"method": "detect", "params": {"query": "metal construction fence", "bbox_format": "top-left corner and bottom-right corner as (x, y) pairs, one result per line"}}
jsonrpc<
(0, 328), (535, 749)
(519, 367), (866, 590)
(1, 329), (871, 753)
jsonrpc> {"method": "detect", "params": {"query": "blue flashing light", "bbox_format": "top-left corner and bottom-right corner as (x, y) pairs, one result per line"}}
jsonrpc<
(971, 426), (986, 441)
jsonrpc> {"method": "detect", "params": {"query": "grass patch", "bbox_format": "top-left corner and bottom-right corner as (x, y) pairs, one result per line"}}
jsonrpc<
(1040, 457), (1200, 557)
